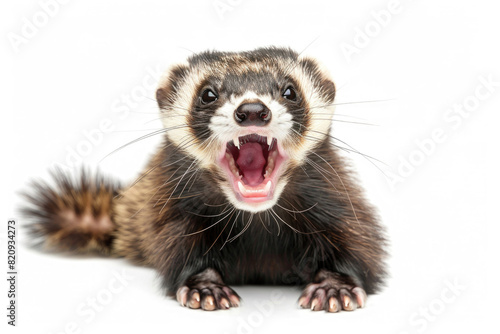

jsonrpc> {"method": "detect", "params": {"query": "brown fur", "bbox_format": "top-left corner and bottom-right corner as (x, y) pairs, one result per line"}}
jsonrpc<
(22, 170), (120, 254)
(21, 48), (388, 311)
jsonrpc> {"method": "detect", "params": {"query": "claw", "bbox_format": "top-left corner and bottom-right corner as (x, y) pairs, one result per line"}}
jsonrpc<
(176, 280), (240, 311)
(220, 298), (230, 309)
(328, 297), (340, 313)
(352, 287), (367, 308)
(298, 296), (309, 308)
(299, 271), (367, 313)
(176, 286), (189, 307)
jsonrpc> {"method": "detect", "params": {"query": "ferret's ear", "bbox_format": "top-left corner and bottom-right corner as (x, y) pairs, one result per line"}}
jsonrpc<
(156, 64), (189, 111)
(299, 57), (336, 104)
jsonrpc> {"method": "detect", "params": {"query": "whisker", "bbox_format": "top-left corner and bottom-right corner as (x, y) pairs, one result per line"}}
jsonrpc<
(187, 168), (202, 192)
(290, 126), (389, 175)
(178, 166), (201, 199)
(131, 159), (191, 218)
(300, 165), (310, 178)
(203, 201), (229, 207)
(187, 204), (231, 218)
(310, 151), (361, 227)
(269, 208), (300, 234)
(99, 125), (191, 163)
(117, 139), (193, 199)
(106, 128), (164, 133)
(267, 209), (281, 236)
(270, 208), (323, 235)
(309, 118), (378, 126)
(281, 198), (325, 235)
(228, 212), (254, 243)
(258, 212), (272, 234)
(220, 210), (241, 250)
(306, 128), (391, 177)
(316, 98), (393, 108)
(159, 159), (199, 213)
(182, 207), (235, 237)
(167, 193), (203, 200)
(276, 202), (318, 214)
(204, 209), (237, 255)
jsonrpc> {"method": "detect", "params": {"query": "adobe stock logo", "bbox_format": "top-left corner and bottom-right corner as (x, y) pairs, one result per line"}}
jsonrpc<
(51, 65), (162, 172)
(340, 0), (413, 63)
(223, 290), (285, 334)
(399, 278), (467, 334)
(47, 269), (134, 334)
(385, 74), (499, 190)
(212, 0), (244, 20)
(7, 0), (72, 54)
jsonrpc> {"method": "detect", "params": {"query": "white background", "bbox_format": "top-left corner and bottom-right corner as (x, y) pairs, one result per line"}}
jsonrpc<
(2, 0), (499, 333)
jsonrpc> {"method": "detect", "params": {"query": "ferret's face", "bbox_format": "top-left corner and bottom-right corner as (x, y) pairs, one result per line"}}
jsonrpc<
(156, 48), (336, 213)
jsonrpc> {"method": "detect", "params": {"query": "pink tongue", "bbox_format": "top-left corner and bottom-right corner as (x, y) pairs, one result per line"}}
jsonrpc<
(236, 142), (266, 186)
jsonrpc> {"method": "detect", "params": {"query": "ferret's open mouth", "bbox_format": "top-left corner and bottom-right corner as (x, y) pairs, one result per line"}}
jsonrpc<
(220, 134), (286, 203)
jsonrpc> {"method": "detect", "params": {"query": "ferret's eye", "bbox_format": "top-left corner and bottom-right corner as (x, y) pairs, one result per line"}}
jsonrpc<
(201, 89), (218, 104)
(282, 86), (297, 101)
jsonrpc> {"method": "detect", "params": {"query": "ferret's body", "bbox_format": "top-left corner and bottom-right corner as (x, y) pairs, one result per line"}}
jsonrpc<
(112, 136), (385, 294)
(23, 47), (387, 312)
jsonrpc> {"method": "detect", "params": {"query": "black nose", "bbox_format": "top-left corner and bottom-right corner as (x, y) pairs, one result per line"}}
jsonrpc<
(234, 103), (271, 126)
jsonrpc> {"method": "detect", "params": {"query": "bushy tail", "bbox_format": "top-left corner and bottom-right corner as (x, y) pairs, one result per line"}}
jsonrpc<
(21, 169), (121, 255)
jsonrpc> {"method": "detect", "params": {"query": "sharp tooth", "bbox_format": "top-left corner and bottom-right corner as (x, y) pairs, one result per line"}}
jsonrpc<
(264, 181), (272, 193)
(233, 136), (240, 150)
(238, 181), (245, 193)
(267, 136), (273, 147)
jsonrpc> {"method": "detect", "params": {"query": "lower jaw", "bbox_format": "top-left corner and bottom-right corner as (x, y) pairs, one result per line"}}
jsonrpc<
(233, 179), (273, 202)
(227, 175), (277, 205)
(219, 164), (288, 212)
(226, 184), (284, 212)
(236, 196), (271, 204)
(233, 184), (273, 203)
(220, 163), (285, 209)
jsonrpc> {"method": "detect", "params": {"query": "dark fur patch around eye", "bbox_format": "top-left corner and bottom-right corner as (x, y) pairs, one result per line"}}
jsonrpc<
(286, 90), (310, 140)
(187, 105), (217, 144)
(186, 79), (221, 144)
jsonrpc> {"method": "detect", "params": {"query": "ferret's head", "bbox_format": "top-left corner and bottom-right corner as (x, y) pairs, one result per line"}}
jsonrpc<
(156, 47), (336, 212)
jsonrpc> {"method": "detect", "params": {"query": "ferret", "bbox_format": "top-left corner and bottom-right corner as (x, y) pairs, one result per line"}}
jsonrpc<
(22, 47), (388, 312)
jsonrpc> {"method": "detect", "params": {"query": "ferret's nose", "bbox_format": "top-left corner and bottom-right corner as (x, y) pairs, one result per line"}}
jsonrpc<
(234, 103), (271, 126)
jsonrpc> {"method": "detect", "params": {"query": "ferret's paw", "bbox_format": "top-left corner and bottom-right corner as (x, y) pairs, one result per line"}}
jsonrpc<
(176, 269), (240, 311)
(176, 284), (240, 311)
(298, 270), (367, 312)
